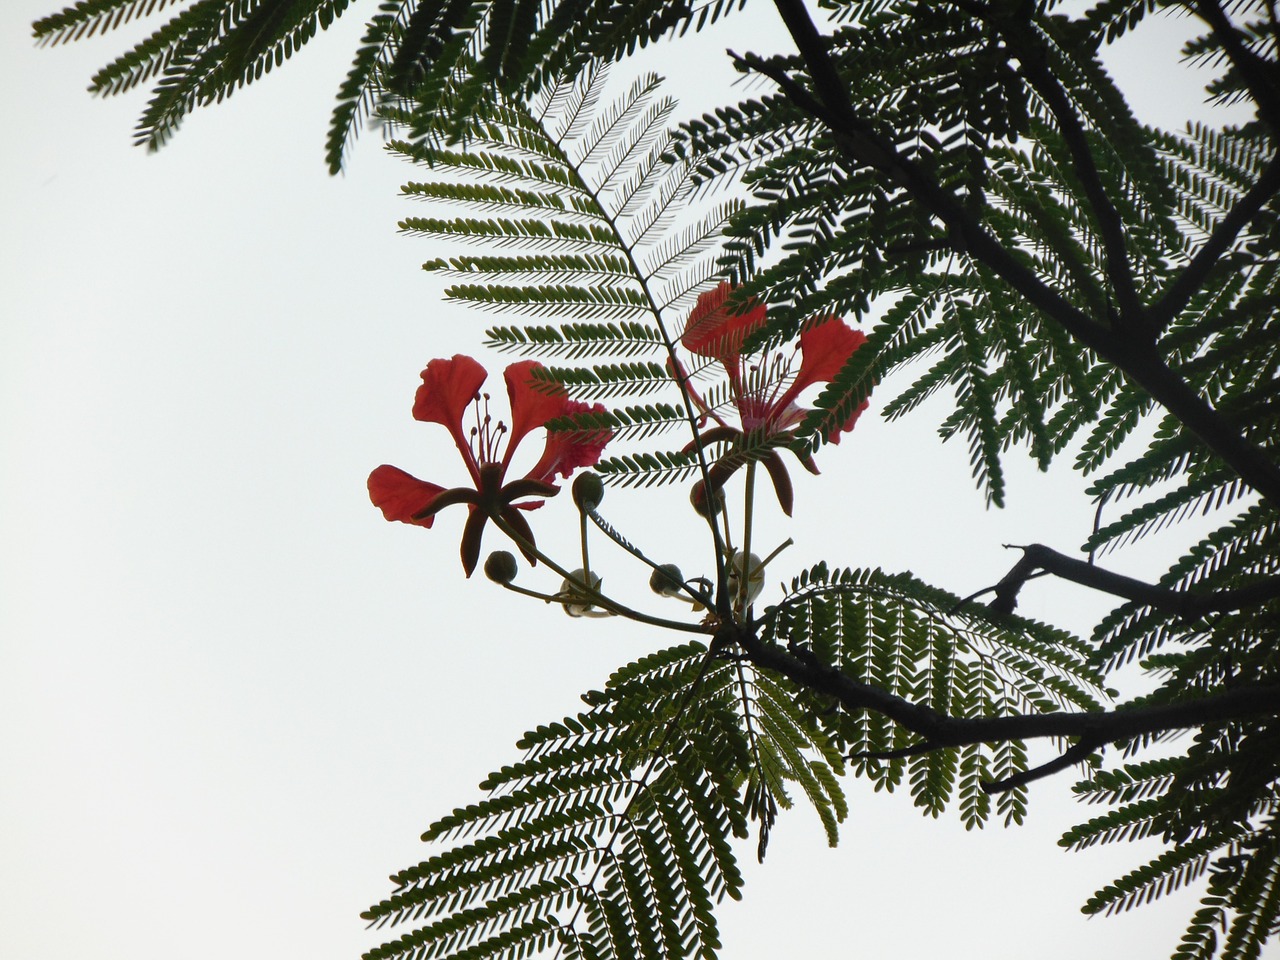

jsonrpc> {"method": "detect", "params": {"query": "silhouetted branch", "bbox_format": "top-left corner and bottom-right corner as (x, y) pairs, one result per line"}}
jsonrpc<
(982, 738), (1100, 794)
(982, 543), (1280, 617)
(759, 0), (1280, 507)
(734, 623), (1280, 792)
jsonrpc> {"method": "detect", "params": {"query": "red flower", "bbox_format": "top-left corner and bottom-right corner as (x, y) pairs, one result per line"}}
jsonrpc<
(679, 283), (869, 514)
(369, 356), (610, 576)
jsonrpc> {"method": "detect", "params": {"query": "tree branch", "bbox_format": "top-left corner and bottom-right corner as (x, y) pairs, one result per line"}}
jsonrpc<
(1148, 153), (1280, 334)
(992, 10), (1144, 325)
(982, 738), (1100, 793)
(763, 0), (1116, 345)
(1193, 0), (1280, 133)
(737, 625), (1280, 772)
(981, 542), (1280, 618)
(761, 0), (1280, 507)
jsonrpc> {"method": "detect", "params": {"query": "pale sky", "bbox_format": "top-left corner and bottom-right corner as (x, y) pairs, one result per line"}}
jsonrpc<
(0, 3), (1250, 959)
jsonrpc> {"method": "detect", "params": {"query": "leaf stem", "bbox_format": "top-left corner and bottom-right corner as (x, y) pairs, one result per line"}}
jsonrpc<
(545, 96), (731, 593)
(737, 461), (757, 619)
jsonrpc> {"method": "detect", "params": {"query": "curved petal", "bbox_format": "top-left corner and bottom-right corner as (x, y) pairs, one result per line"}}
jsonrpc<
(411, 485), (480, 521)
(502, 360), (570, 466)
(762, 451), (796, 516)
(680, 283), (767, 364)
(681, 424), (745, 455)
(502, 478), (562, 502)
(524, 400), (612, 482)
(412, 356), (487, 477)
(368, 465), (448, 527)
(768, 319), (867, 431)
(793, 319), (866, 393)
(824, 396), (870, 444)
(700, 456), (743, 503)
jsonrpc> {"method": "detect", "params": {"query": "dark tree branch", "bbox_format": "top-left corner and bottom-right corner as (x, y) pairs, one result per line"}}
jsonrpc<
(982, 738), (1100, 794)
(988, 10), (1144, 325)
(982, 543), (1280, 618)
(856, 729), (1104, 793)
(736, 624), (1280, 778)
(849, 742), (940, 761)
(728, 47), (1115, 354)
(1099, 344), (1280, 505)
(1148, 153), (1280, 334)
(761, 0), (1280, 507)
(1193, 0), (1280, 133)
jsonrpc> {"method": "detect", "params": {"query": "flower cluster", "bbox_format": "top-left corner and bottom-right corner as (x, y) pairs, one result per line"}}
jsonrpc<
(368, 356), (609, 576)
(368, 285), (868, 603)
(679, 283), (868, 514)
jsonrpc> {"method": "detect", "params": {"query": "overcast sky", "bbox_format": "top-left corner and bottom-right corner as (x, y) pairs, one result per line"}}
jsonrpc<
(0, 3), (1253, 959)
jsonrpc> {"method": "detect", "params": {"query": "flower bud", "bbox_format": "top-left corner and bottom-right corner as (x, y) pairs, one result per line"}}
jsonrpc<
(484, 551), (519, 584)
(572, 472), (605, 511)
(649, 564), (685, 598)
(558, 568), (607, 617)
(690, 480), (724, 518)
(728, 550), (765, 606)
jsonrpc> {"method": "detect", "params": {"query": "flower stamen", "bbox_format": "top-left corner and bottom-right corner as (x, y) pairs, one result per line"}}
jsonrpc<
(468, 392), (511, 466)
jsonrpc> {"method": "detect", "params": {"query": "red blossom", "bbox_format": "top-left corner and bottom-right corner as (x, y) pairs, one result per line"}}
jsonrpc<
(681, 283), (768, 374)
(679, 283), (869, 514)
(369, 356), (610, 576)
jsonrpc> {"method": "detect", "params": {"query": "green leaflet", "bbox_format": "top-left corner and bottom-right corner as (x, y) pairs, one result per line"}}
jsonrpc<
(388, 63), (739, 488)
(364, 637), (854, 960)
(761, 564), (1107, 827)
(34, 0), (755, 171)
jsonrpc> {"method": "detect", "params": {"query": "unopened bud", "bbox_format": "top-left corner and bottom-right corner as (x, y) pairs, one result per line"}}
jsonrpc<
(572, 472), (605, 511)
(649, 564), (685, 598)
(690, 480), (724, 518)
(728, 550), (765, 606)
(558, 568), (608, 617)
(484, 551), (519, 584)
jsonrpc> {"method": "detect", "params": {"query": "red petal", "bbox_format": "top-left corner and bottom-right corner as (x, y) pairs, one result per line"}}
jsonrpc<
(681, 283), (767, 363)
(412, 356), (487, 474)
(525, 400), (612, 482)
(824, 397), (870, 444)
(503, 360), (570, 463)
(799, 319), (869, 443)
(793, 319), (866, 392)
(767, 319), (868, 437)
(368, 465), (448, 527)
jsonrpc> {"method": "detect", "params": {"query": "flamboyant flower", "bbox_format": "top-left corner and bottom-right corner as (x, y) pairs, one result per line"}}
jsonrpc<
(369, 356), (610, 576)
(679, 283), (869, 514)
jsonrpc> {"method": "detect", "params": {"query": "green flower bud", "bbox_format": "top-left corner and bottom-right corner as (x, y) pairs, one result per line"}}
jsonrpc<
(690, 480), (724, 518)
(558, 568), (607, 617)
(649, 563), (685, 597)
(728, 550), (765, 606)
(484, 551), (519, 584)
(572, 472), (605, 511)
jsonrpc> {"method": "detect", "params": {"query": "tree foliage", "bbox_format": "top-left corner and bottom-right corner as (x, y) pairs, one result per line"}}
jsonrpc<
(35, 0), (1280, 957)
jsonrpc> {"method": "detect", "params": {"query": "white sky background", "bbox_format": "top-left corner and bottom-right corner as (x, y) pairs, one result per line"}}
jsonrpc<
(0, 2), (1258, 959)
